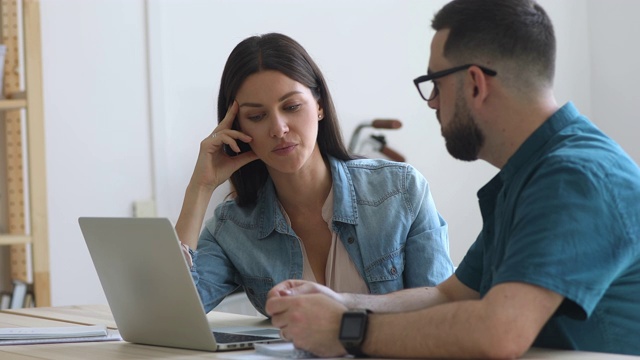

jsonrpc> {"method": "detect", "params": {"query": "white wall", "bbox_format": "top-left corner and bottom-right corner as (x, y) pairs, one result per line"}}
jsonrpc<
(587, 0), (640, 163)
(40, 0), (153, 305)
(37, 0), (640, 306)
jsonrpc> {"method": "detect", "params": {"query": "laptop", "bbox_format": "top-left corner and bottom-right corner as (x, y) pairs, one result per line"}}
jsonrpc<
(78, 217), (281, 352)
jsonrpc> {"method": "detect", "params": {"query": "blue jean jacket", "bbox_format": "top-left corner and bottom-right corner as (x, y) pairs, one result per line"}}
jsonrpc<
(190, 157), (453, 316)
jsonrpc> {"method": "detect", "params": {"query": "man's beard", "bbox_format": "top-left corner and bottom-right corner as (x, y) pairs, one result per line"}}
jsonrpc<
(441, 91), (484, 161)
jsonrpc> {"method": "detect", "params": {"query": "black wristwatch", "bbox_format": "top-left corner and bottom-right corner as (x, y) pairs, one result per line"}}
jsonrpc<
(339, 309), (371, 358)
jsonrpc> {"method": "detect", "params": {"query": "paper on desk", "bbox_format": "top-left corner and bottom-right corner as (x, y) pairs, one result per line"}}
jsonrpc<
(254, 342), (318, 358)
(0, 324), (122, 345)
(0, 324), (108, 339)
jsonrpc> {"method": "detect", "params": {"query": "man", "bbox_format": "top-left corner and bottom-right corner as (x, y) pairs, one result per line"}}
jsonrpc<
(264, 0), (640, 358)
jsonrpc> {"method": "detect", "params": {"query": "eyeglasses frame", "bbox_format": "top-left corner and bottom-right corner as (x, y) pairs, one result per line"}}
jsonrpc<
(413, 64), (498, 101)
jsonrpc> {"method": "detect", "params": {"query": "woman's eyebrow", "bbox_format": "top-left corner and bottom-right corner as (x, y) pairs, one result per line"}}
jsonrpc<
(239, 102), (262, 108)
(239, 90), (304, 108)
(278, 91), (303, 102)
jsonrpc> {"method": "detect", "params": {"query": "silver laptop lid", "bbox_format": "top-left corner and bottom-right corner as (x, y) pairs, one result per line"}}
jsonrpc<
(79, 217), (218, 351)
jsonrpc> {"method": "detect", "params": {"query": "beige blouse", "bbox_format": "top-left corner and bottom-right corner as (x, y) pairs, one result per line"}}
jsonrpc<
(281, 187), (369, 294)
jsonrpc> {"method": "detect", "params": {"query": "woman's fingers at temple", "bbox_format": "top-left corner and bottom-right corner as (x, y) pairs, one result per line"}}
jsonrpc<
(221, 100), (239, 125)
(207, 101), (253, 153)
(207, 100), (238, 138)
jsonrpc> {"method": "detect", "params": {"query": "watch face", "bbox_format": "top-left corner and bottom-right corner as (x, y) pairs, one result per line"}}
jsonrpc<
(341, 313), (366, 340)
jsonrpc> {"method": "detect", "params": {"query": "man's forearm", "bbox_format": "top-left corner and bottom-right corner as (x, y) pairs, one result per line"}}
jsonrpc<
(343, 286), (450, 313)
(359, 282), (561, 359)
(362, 300), (493, 358)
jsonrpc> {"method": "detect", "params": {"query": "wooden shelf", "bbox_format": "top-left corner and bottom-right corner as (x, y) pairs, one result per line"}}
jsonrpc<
(0, 0), (50, 307)
(0, 98), (27, 110)
(0, 234), (32, 245)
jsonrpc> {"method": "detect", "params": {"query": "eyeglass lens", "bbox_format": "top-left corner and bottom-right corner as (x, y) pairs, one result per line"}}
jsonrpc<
(418, 80), (437, 101)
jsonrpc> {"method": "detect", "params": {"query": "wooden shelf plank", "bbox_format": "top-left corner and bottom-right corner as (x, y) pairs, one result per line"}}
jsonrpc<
(0, 99), (27, 110)
(24, 0), (51, 307)
(0, 234), (32, 245)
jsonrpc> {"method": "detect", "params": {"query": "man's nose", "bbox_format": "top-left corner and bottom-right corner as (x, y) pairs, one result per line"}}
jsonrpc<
(427, 96), (439, 110)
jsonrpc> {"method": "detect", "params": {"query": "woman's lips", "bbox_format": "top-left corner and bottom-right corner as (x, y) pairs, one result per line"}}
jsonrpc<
(273, 142), (297, 155)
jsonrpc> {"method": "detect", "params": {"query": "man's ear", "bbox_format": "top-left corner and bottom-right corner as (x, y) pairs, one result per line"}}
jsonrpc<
(468, 66), (490, 107)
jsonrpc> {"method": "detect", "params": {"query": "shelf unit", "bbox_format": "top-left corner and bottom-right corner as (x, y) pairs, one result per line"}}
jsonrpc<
(0, 0), (49, 306)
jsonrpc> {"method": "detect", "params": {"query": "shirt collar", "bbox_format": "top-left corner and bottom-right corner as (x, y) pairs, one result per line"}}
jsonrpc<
(500, 102), (580, 182)
(256, 156), (358, 239)
(328, 156), (358, 225)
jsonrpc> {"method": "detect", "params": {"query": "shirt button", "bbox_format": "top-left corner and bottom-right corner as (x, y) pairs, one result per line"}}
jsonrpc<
(390, 266), (397, 275)
(347, 237), (355, 244)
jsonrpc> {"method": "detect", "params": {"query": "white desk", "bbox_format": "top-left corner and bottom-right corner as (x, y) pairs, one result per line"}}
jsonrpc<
(1, 305), (638, 359)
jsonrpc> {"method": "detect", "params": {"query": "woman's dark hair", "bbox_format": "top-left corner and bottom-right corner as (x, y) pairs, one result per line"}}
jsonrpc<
(217, 33), (352, 207)
(432, 0), (556, 90)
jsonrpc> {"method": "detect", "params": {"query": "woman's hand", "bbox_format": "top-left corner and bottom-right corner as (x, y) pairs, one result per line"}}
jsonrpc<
(267, 280), (347, 306)
(176, 101), (259, 249)
(190, 100), (259, 190)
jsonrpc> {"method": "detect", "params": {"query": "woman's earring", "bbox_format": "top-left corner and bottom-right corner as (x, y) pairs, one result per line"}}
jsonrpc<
(318, 114), (323, 120)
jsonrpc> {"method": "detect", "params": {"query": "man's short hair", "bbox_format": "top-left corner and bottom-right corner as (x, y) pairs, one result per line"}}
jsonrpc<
(432, 0), (556, 91)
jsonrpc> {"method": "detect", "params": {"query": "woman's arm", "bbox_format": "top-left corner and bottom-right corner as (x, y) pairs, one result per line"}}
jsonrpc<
(174, 101), (257, 249)
(268, 275), (478, 314)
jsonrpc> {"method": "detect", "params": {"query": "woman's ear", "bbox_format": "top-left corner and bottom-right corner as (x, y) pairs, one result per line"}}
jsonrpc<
(317, 102), (324, 121)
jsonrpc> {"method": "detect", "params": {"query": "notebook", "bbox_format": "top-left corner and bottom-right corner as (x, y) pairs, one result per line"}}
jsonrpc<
(78, 217), (281, 352)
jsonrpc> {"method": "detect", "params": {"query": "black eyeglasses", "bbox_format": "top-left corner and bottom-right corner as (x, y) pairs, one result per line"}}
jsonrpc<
(413, 64), (497, 101)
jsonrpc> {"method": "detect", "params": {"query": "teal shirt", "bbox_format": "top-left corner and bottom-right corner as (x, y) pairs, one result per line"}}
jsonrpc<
(456, 102), (640, 355)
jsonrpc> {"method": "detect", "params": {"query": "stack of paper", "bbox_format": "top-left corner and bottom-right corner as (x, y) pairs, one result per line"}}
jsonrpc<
(0, 324), (121, 345)
(254, 343), (318, 358)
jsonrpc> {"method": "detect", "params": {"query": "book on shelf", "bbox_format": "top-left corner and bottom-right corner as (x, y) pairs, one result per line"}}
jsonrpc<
(10, 279), (28, 309)
(0, 282), (33, 309)
(22, 292), (34, 308)
(0, 292), (11, 310)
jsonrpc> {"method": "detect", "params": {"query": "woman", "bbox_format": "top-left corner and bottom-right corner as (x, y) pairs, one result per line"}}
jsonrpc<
(176, 33), (453, 316)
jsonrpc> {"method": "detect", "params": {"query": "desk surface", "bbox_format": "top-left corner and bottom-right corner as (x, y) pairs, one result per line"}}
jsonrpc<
(3, 304), (117, 328)
(2, 304), (269, 330)
(1, 305), (639, 359)
(0, 305), (263, 359)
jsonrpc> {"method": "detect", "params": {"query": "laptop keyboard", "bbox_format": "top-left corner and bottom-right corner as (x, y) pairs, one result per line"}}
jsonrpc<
(212, 331), (276, 344)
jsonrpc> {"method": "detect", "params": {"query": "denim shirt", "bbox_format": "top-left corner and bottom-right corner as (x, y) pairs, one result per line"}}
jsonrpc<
(190, 156), (453, 316)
